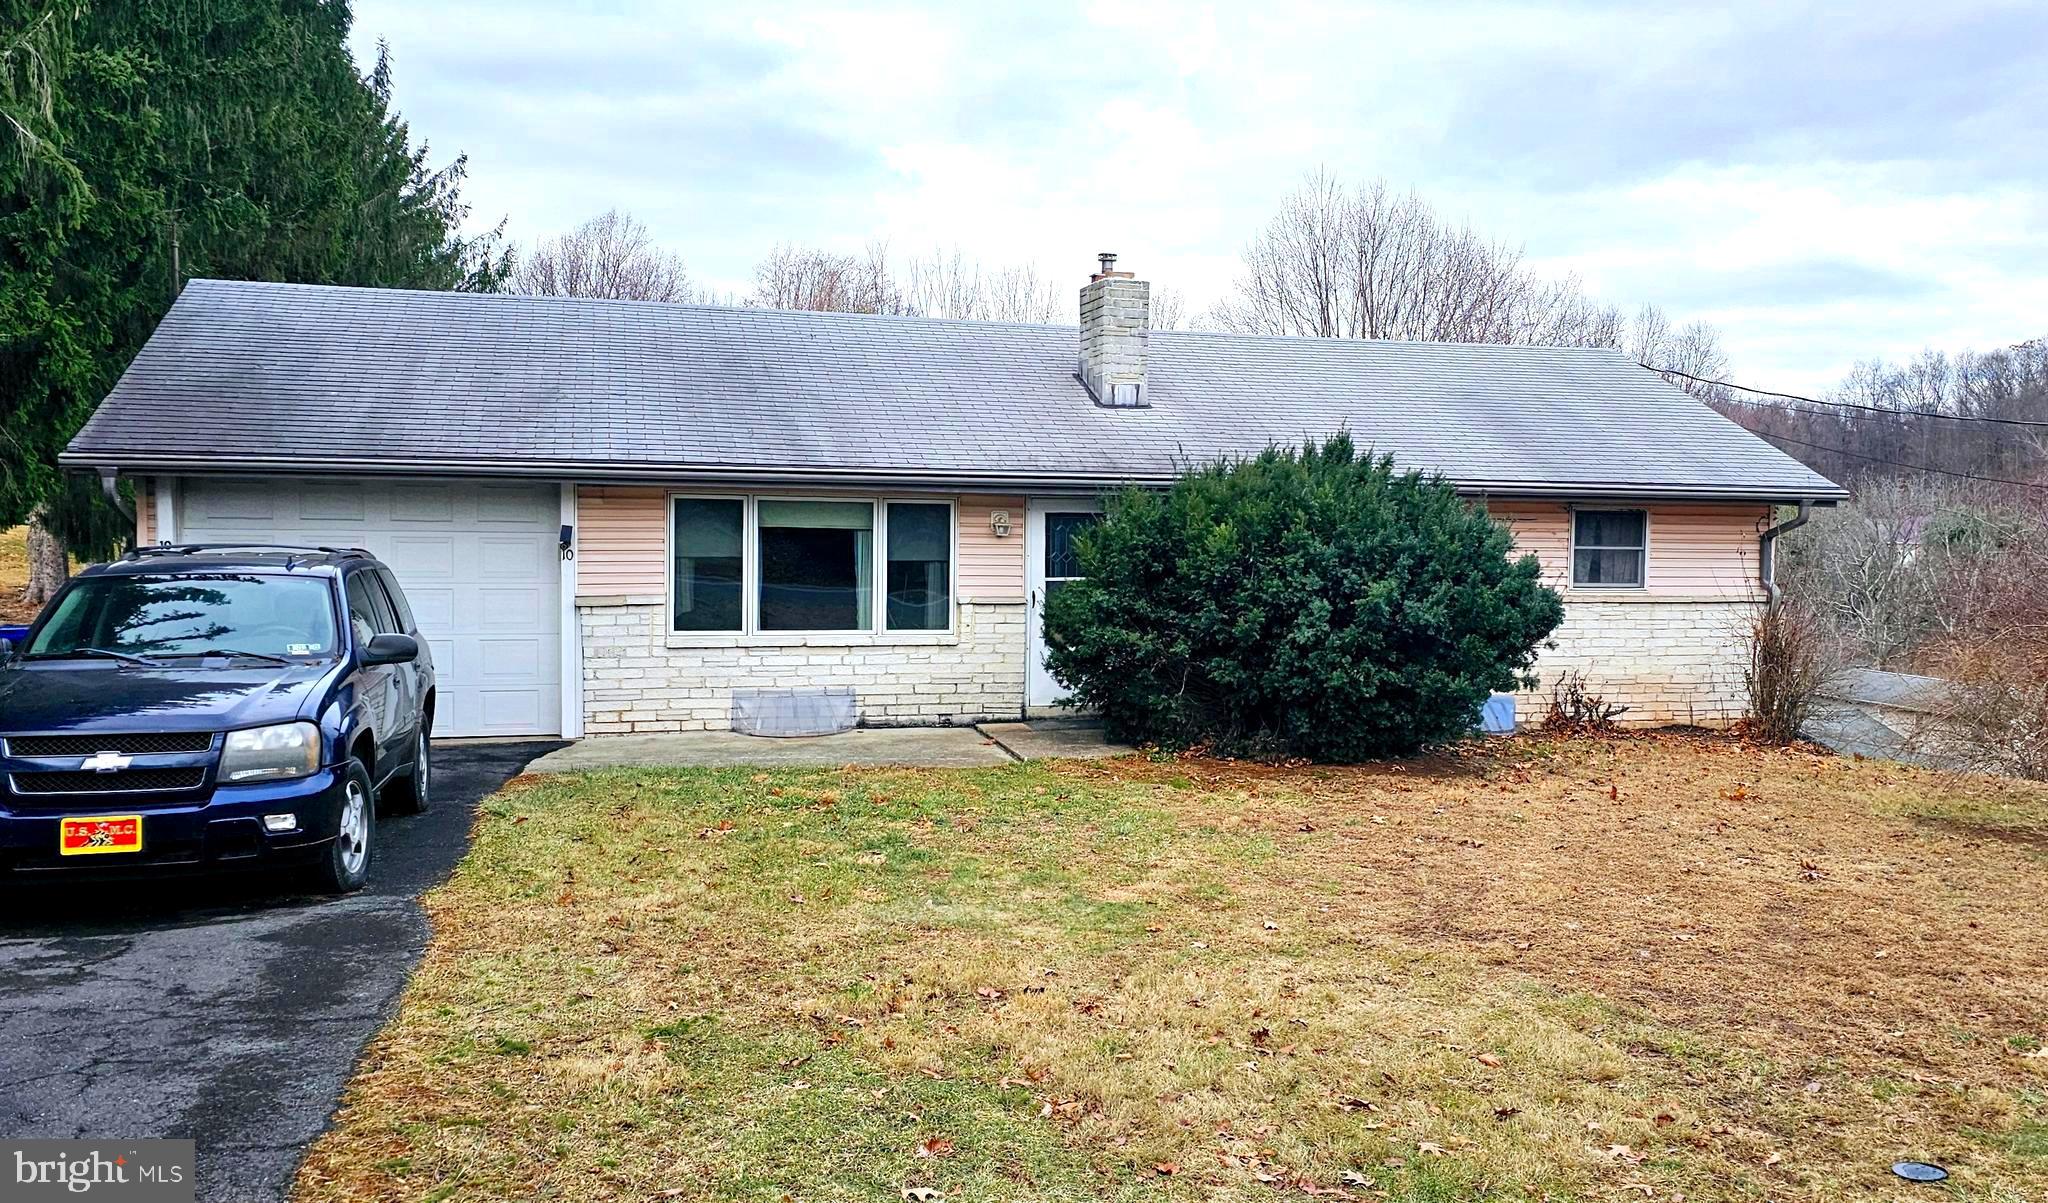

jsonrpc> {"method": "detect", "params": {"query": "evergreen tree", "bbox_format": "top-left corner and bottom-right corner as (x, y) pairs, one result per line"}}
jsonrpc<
(1, 0), (508, 600)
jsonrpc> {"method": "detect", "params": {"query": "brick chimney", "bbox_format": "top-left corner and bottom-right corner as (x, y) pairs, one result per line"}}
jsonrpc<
(1077, 252), (1150, 408)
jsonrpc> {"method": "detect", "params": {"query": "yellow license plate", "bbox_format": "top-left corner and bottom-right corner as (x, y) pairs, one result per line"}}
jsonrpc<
(59, 814), (143, 856)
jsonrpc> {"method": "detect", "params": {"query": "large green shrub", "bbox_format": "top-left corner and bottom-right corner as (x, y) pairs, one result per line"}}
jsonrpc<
(1042, 435), (1564, 761)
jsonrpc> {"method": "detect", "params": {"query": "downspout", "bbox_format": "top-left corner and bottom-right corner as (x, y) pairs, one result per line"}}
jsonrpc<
(1758, 499), (1813, 606)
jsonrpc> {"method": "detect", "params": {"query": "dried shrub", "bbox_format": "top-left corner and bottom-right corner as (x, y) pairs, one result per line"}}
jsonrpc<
(1542, 671), (1628, 735)
(1743, 600), (1838, 745)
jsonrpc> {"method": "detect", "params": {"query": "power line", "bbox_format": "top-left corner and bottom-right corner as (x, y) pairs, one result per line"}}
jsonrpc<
(1642, 364), (2048, 429)
(1749, 428), (2048, 491)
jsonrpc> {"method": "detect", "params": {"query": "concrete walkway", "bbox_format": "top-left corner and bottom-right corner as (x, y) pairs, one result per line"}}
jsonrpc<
(526, 719), (1135, 772)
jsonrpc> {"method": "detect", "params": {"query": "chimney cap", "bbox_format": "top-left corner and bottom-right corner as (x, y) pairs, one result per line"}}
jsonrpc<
(1090, 251), (1133, 283)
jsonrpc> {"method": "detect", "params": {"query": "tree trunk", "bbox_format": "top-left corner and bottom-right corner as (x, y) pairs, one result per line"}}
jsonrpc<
(24, 507), (69, 607)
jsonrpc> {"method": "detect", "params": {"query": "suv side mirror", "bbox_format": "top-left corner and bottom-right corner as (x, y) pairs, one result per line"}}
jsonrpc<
(361, 633), (420, 667)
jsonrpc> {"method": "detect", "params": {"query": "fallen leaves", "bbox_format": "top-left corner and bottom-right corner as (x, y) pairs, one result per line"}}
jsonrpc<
(912, 1136), (954, 1159)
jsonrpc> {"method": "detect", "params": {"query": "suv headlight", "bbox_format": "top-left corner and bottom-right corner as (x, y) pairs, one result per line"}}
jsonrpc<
(220, 722), (321, 783)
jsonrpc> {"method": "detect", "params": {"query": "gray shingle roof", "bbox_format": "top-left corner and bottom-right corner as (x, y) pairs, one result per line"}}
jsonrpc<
(64, 279), (1845, 500)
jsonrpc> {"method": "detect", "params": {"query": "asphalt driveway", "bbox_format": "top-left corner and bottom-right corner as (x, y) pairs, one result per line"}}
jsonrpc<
(0, 741), (557, 1202)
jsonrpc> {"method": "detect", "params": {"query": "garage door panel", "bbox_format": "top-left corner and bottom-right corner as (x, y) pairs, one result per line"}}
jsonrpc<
(480, 689), (545, 732)
(177, 478), (561, 738)
(392, 483), (454, 523)
(478, 484), (557, 525)
(300, 482), (365, 523)
(385, 534), (459, 580)
(478, 534), (549, 579)
(193, 482), (274, 523)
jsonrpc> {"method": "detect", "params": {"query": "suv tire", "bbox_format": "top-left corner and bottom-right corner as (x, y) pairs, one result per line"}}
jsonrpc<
(309, 759), (375, 894)
(385, 726), (431, 816)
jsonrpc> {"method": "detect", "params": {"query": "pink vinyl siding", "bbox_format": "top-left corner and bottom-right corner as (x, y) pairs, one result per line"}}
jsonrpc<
(574, 485), (1026, 602)
(136, 479), (155, 544)
(576, 486), (667, 598)
(957, 495), (1025, 602)
(1488, 501), (1770, 599)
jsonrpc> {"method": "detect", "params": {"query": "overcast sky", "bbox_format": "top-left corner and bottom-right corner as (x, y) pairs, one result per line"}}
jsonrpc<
(347, 0), (2046, 393)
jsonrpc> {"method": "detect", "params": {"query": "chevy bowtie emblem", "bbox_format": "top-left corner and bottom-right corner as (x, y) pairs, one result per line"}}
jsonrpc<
(81, 751), (134, 773)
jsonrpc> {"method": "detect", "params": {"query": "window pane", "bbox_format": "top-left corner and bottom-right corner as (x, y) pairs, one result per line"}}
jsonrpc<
(886, 503), (951, 631)
(1574, 509), (1645, 549)
(759, 500), (873, 631)
(1044, 512), (1099, 579)
(673, 498), (743, 632)
(346, 573), (397, 640)
(26, 575), (338, 658)
(1573, 548), (1644, 586)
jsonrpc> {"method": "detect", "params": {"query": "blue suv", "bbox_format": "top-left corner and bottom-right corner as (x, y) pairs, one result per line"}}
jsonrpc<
(0, 545), (435, 892)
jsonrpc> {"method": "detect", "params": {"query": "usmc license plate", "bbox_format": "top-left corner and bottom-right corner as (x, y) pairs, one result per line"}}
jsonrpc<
(59, 814), (142, 856)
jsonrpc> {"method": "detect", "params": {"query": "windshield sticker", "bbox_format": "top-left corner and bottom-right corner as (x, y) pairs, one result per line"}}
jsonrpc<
(286, 644), (317, 656)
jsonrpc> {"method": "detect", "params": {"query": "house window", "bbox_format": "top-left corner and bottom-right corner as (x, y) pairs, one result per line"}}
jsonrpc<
(757, 499), (876, 632)
(885, 502), (952, 631)
(1572, 509), (1647, 587)
(672, 498), (744, 632)
(670, 494), (958, 636)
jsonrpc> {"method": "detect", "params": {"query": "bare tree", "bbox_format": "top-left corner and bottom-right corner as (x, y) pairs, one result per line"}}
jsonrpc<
(752, 241), (911, 315)
(754, 243), (1185, 329)
(513, 209), (693, 302)
(1208, 171), (1728, 373)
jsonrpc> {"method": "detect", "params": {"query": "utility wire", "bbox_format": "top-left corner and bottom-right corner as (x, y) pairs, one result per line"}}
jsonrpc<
(1749, 428), (2048, 491)
(1641, 363), (2048, 429)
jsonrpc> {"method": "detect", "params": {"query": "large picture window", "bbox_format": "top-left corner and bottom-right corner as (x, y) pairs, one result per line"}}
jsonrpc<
(669, 495), (954, 636)
(758, 500), (874, 631)
(1571, 509), (1647, 587)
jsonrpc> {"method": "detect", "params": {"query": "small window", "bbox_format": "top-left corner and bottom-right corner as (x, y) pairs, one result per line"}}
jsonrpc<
(757, 500), (874, 632)
(673, 498), (745, 633)
(345, 572), (398, 644)
(1043, 512), (1099, 602)
(885, 502), (952, 630)
(1572, 509), (1647, 587)
(374, 569), (416, 633)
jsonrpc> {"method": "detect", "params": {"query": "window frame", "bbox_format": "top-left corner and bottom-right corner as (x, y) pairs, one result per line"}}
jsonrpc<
(668, 492), (750, 635)
(665, 492), (958, 643)
(1568, 507), (1650, 590)
(882, 498), (959, 634)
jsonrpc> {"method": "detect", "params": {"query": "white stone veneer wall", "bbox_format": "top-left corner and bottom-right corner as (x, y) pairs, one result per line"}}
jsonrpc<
(1513, 597), (1761, 728)
(579, 599), (1028, 733)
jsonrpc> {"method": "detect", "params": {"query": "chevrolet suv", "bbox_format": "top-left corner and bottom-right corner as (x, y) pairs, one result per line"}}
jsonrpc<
(0, 546), (435, 892)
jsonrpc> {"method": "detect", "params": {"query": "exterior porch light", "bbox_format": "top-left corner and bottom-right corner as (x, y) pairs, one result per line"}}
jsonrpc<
(990, 510), (1012, 538)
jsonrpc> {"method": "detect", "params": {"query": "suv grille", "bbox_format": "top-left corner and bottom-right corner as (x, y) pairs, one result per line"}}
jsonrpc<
(6, 732), (215, 758)
(11, 768), (208, 795)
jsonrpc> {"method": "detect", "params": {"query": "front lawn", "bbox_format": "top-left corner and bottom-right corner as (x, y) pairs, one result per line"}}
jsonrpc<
(296, 736), (2048, 1202)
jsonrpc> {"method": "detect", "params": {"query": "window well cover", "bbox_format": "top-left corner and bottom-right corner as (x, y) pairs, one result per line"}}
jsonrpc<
(731, 687), (857, 737)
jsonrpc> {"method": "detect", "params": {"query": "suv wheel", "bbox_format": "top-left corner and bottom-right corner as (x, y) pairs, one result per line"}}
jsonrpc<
(385, 726), (431, 816)
(308, 759), (375, 894)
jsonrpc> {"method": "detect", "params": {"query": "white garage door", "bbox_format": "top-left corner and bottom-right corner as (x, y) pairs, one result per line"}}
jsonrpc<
(174, 478), (562, 738)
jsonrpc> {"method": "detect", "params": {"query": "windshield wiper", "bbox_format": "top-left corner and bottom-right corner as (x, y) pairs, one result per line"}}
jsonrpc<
(32, 647), (163, 667)
(157, 648), (295, 666)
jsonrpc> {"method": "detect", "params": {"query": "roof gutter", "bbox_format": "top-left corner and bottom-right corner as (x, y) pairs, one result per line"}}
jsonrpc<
(61, 451), (1851, 505)
(1758, 499), (1815, 605)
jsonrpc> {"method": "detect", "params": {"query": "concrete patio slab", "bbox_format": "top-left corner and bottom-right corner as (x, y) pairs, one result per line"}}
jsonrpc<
(526, 727), (1016, 772)
(978, 718), (1137, 760)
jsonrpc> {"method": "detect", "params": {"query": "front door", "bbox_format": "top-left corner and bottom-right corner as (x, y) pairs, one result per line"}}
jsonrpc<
(1025, 501), (1102, 709)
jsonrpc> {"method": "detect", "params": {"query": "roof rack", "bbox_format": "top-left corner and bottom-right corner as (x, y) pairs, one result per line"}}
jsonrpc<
(125, 543), (373, 563)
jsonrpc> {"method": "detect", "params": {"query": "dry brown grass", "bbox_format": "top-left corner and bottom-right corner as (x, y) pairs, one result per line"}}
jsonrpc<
(294, 736), (2048, 1203)
(0, 526), (35, 623)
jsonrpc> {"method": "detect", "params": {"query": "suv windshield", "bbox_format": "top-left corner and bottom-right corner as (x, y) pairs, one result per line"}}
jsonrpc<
(25, 574), (339, 661)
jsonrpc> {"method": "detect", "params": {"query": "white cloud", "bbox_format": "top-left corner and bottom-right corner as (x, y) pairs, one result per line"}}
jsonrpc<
(348, 0), (2048, 390)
